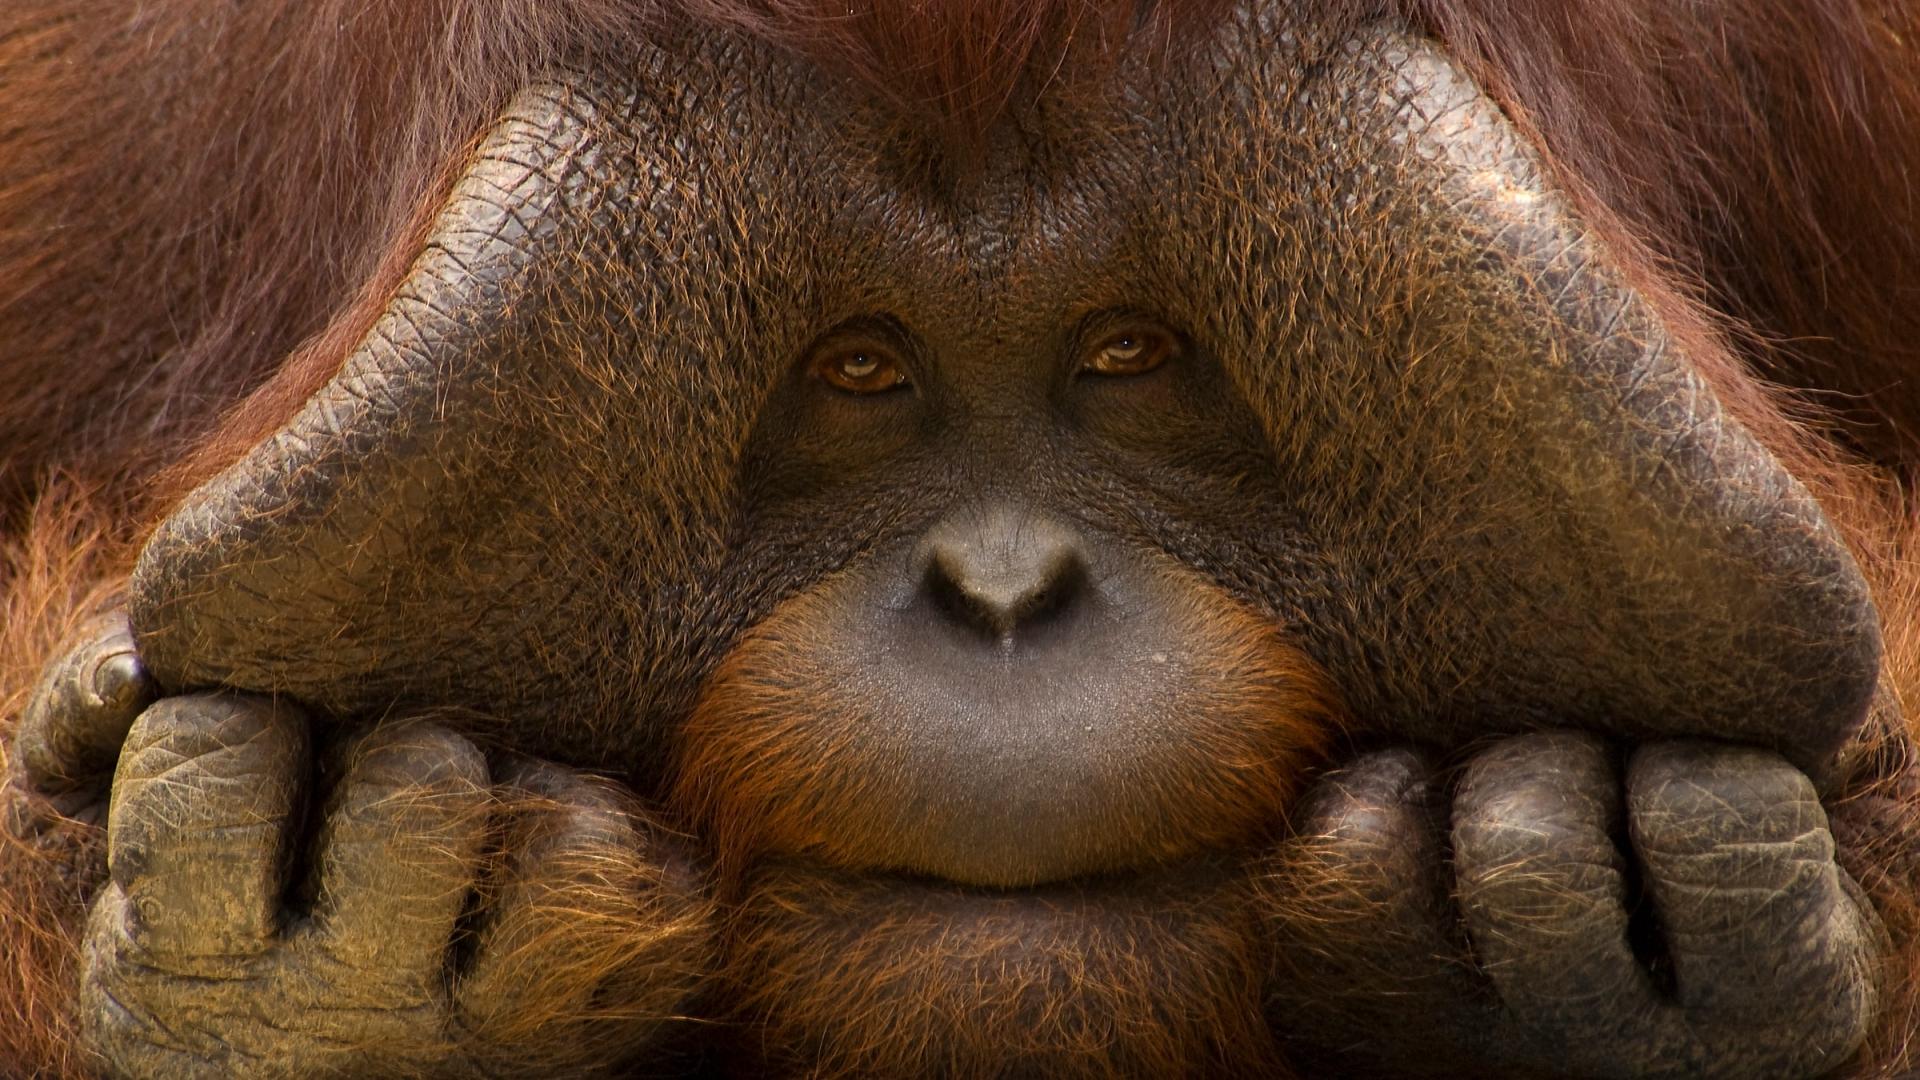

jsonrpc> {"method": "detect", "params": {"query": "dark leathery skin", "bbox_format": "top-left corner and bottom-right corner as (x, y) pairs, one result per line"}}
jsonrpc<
(1267, 734), (1882, 1078)
(129, 6), (1877, 779)
(80, 697), (712, 1078)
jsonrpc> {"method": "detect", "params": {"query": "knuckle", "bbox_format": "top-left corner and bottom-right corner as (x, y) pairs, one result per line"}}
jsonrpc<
(1627, 743), (1840, 916)
(112, 710), (306, 844)
(1454, 792), (1614, 869)
(341, 721), (489, 799)
(118, 695), (307, 785)
(499, 759), (630, 836)
(86, 884), (254, 987)
(1284, 749), (1440, 861)
(1458, 732), (1614, 813)
(1629, 741), (1823, 853)
(536, 775), (637, 844)
(1455, 734), (1620, 869)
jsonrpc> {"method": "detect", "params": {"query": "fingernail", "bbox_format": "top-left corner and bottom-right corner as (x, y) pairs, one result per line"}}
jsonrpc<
(92, 652), (153, 711)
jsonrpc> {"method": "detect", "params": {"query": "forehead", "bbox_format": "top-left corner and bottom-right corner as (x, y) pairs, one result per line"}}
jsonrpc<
(633, 3), (1369, 345)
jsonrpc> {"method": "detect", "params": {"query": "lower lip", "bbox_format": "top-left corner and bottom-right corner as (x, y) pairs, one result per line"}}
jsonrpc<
(726, 852), (1261, 953)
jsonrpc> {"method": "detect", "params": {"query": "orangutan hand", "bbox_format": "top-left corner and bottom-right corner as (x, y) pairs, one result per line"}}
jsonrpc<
(1264, 734), (1884, 1080)
(20, 615), (714, 1079)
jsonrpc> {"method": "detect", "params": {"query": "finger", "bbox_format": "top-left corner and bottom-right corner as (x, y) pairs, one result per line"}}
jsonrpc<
(1456, 733), (1888, 1079)
(1265, 746), (1464, 991)
(1261, 747), (1496, 1073)
(19, 611), (158, 793)
(1628, 741), (1879, 1047)
(1452, 733), (1644, 1013)
(107, 694), (308, 962)
(458, 758), (711, 1048)
(307, 721), (490, 986)
(1454, 732), (1774, 1079)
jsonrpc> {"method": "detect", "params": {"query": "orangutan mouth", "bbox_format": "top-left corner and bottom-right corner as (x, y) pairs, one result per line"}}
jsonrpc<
(712, 853), (1282, 1071)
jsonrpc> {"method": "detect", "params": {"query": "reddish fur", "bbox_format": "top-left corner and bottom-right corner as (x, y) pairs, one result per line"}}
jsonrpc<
(721, 861), (1284, 1076)
(1408, 0), (1920, 463)
(0, 491), (134, 1075)
(3, 1), (1920, 1076)
(671, 572), (1337, 1070)
(451, 778), (717, 1072)
(674, 564), (1343, 886)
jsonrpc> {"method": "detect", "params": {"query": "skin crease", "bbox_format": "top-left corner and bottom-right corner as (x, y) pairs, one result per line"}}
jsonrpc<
(2, 1), (1920, 1078)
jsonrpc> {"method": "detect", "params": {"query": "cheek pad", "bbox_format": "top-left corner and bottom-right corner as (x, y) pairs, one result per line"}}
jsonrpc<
(129, 19), (1878, 781)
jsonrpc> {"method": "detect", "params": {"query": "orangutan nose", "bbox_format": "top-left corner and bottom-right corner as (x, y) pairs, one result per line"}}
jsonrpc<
(919, 506), (1090, 644)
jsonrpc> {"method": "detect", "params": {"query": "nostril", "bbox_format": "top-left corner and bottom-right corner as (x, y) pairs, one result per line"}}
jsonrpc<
(925, 551), (1085, 640)
(1006, 558), (1084, 628)
(919, 511), (1091, 644)
(924, 557), (994, 636)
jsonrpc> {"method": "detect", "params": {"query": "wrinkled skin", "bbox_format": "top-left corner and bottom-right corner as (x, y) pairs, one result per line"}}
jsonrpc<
(1266, 739), (1884, 1078)
(15, 2), (1906, 1077)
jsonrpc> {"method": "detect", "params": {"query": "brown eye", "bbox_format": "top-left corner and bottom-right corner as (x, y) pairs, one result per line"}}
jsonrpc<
(814, 346), (909, 394)
(1082, 328), (1174, 376)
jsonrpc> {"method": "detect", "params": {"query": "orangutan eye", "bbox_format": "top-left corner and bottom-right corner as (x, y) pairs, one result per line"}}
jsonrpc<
(1082, 328), (1174, 376)
(814, 346), (909, 394)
